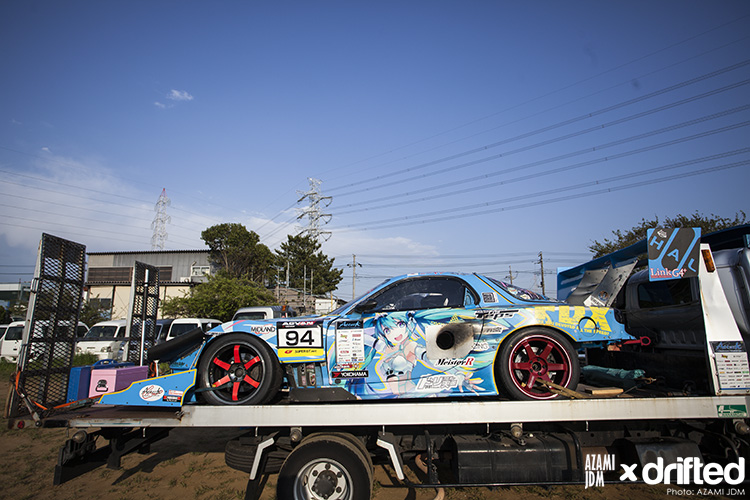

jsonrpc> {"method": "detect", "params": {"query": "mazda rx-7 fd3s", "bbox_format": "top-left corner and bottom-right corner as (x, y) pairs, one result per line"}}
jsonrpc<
(172, 273), (634, 404)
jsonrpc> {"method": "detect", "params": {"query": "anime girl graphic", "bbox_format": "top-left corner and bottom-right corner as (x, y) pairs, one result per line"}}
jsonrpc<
(370, 312), (426, 395)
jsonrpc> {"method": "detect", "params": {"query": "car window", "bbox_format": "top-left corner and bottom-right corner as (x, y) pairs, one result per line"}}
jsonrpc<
(170, 323), (198, 338)
(4, 326), (23, 341)
(85, 325), (118, 339)
(234, 312), (268, 321)
(370, 277), (474, 312)
(77, 325), (88, 336)
(637, 280), (694, 308)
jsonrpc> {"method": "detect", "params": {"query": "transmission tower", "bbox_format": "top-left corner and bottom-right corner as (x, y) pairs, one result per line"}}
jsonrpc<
(296, 178), (332, 241)
(151, 188), (171, 250)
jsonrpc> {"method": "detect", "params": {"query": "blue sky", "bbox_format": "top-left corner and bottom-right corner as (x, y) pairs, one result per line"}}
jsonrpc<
(1, 0), (749, 299)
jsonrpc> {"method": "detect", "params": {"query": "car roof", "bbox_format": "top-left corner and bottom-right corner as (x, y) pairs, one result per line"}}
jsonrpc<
(171, 317), (221, 323)
(91, 319), (128, 327)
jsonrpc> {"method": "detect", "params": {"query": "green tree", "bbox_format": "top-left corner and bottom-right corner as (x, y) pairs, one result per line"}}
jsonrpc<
(160, 274), (276, 322)
(0, 306), (12, 324)
(201, 223), (274, 283)
(589, 211), (747, 258)
(79, 297), (110, 327)
(274, 234), (343, 295)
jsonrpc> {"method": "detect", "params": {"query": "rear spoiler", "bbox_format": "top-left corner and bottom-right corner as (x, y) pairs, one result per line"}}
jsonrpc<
(558, 224), (750, 307)
(557, 241), (642, 307)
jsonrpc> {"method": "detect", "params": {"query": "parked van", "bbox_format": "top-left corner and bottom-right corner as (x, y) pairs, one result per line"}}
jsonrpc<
(0, 321), (24, 362)
(232, 305), (296, 322)
(164, 318), (221, 343)
(76, 319), (128, 360)
(2, 320), (89, 362)
(155, 318), (174, 343)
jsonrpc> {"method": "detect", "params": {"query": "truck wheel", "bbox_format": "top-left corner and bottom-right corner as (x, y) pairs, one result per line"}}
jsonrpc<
(198, 334), (281, 405)
(277, 434), (372, 500)
(497, 329), (580, 400)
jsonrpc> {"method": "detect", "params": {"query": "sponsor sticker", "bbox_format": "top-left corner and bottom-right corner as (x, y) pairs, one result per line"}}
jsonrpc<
(278, 348), (325, 358)
(139, 384), (165, 402)
(332, 370), (369, 379)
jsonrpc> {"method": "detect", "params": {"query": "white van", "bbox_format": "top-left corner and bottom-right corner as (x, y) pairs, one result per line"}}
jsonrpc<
(232, 306), (296, 321)
(0, 321), (24, 362)
(1, 320), (89, 362)
(164, 318), (222, 343)
(76, 319), (128, 360)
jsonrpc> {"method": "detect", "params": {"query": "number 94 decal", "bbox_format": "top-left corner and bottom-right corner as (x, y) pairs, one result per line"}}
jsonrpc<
(277, 323), (324, 349)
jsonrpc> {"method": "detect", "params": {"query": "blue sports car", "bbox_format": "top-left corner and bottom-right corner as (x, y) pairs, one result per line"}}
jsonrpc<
(163, 272), (634, 405)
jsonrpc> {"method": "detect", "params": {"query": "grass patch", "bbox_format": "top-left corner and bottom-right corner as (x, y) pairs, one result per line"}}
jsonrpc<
(0, 359), (17, 378)
(73, 353), (99, 366)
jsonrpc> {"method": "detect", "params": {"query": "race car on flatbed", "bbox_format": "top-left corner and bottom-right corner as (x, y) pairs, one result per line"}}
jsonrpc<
(139, 271), (636, 406)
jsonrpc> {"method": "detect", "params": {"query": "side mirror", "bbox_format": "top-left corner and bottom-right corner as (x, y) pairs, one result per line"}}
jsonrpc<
(353, 299), (378, 314)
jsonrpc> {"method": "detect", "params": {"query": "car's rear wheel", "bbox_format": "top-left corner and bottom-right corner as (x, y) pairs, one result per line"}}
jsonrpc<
(497, 329), (579, 400)
(198, 333), (281, 405)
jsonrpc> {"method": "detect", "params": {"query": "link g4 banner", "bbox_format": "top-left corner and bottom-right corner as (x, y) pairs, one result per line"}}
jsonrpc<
(647, 227), (701, 281)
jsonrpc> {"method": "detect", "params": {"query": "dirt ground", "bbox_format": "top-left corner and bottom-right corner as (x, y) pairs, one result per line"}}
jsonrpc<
(1, 379), (745, 500)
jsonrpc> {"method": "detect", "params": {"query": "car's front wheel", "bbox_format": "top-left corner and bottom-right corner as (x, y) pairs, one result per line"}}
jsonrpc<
(497, 328), (580, 400)
(198, 333), (281, 405)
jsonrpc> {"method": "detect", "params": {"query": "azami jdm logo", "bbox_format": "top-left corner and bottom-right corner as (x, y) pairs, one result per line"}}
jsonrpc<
(586, 453), (746, 493)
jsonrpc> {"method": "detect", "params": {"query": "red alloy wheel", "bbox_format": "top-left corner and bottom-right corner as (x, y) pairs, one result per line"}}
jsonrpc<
(505, 333), (575, 400)
(200, 336), (271, 404)
(210, 344), (262, 402)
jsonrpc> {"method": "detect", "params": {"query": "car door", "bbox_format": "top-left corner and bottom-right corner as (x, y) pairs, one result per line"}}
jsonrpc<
(332, 276), (484, 398)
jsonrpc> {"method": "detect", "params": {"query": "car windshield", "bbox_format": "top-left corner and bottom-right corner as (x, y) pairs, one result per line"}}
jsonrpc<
(170, 323), (199, 337)
(486, 277), (552, 302)
(84, 325), (118, 339)
(4, 326), (23, 341)
(235, 312), (268, 321)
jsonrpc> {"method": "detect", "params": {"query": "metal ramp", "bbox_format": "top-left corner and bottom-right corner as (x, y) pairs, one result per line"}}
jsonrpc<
(124, 261), (159, 366)
(7, 234), (86, 418)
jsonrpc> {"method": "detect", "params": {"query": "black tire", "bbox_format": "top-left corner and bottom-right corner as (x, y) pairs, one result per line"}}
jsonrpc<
(277, 434), (372, 500)
(198, 333), (282, 405)
(497, 328), (580, 401)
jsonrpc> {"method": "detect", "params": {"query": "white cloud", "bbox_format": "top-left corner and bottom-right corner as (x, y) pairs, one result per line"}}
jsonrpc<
(41, 147), (50, 153)
(167, 89), (194, 101)
(154, 101), (167, 109)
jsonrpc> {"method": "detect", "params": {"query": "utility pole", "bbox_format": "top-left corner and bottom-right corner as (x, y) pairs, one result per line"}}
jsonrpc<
(347, 255), (362, 300)
(505, 265), (517, 285)
(536, 251), (546, 296)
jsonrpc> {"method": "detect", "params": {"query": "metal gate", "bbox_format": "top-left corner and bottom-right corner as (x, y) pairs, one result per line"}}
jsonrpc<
(7, 234), (86, 418)
(124, 261), (159, 365)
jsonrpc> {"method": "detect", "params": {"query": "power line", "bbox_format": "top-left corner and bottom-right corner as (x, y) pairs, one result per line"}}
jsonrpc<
(317, 16), (750, 182)
(330, 156), (750, 233)
(330, 113), (750, 226)
(326, 55), (750, 197)
(333, 82), (750, 215)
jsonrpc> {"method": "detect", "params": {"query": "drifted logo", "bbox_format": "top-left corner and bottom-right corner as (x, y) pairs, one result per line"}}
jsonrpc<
(139, 384), (165, 402)
(620, 457), (745, 486)
(586, 455), (745, 488)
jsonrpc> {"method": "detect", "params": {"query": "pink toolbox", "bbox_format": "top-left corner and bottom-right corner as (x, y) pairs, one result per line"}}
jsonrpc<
(88, 365), (149, 397)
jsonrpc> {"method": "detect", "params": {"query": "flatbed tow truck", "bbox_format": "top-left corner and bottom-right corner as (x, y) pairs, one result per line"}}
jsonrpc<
(5, 231), (750, 499)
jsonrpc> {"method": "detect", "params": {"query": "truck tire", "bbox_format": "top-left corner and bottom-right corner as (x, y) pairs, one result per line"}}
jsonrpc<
(277, 434), (372, 500)
(497, 328), (580, 400)
(198, 334), (282, 405)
